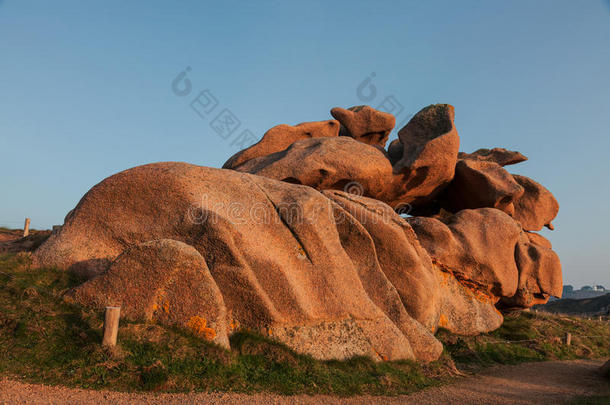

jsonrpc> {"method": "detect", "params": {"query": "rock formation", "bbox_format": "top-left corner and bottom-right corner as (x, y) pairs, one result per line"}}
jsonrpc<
(223, 120), (340, 170)
(392, 104), (460, 207)
(442, 159), (524, 215)
(458, 148), (527, 166)
(32, 102), (561, 363)
(330, 105), (395, 147)
(511, 174), (559, 231)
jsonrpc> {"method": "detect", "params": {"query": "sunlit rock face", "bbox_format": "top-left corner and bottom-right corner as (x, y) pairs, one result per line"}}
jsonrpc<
(33, 103), (561, 362)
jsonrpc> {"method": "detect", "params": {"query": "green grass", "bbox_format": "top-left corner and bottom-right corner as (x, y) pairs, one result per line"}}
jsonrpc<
(1, 252), (609, 395)
(0, 253), (448, 395)
(437, 311), (610, 368)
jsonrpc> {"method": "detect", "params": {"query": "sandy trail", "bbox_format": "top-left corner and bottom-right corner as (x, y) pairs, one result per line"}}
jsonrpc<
(1, 359), (608, 404)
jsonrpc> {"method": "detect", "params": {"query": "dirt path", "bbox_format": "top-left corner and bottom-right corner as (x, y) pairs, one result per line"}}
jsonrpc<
(1, 359), (608, 404)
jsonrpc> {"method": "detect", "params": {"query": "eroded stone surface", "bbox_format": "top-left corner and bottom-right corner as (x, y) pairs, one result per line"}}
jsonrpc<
(442, 160), (524, 215)
(391, 104), (460, 207)
(330, 105), (395, 147)
(223, 120), (340, 170)
(33, 101), (563, 363)
(512, 174), (559, 231)
(499, 231), (562, 309)
(68, 239), (230, 348)
(34, 163), (436, 361)
(459, 148), (528, 166)
(407, 208), (521, 298)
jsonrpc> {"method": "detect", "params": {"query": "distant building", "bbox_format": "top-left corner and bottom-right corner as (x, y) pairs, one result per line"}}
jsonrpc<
(561, 284), (608, 300)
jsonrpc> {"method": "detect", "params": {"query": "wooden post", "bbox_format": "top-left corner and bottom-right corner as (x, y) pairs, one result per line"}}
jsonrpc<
(565, 332), (572, 346)
(102, 306), (121, 347)
(23, 218), (30, 237)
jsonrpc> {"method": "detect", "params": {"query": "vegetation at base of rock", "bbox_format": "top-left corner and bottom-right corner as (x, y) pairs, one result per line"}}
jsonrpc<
(1, 253), (609, 395)
(0, 253), (445, 395)
(568, 395), (610, 405)
(437, 311), (610, 367)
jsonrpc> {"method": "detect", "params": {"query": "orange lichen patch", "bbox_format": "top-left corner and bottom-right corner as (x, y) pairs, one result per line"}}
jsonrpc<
(152, 299), (170, 317)
(373, 348), (389, 362)
(438, 314), (449, 329)
(187, 316), (216, 341)
(152, 289), (170, 315)
(438, 269), (451, 286)
(229, 318), (240, 331)
(432, 258), (496, 303)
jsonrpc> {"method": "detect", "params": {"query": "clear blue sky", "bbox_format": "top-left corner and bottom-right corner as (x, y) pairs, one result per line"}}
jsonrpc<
(1, 1), (608, 288)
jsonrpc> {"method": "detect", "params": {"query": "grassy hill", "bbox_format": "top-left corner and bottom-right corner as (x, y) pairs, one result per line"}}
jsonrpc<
(536, 294), (610, 316)
(1, 252), (609, 395)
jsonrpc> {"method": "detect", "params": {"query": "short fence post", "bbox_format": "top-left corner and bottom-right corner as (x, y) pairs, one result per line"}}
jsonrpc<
(102, 306), (121, 347)
(565, 332), (572, 346)
(23, 218), (30, 237)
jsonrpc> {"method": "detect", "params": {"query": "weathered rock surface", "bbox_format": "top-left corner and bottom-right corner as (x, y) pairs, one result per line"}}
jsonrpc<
(323, 191), (503, 336)
(223, 120), (340, 170)
(459, 148), (528, 166)
(408, 208), (521, 298)
(32, 101), (563, 363)
(321, 190), (443, 359)
(442, 160), (524, 215)
(330, 105), (395, 147)
(499, 231), (562, 309)
(526, 231), (552, 249)
(511, 174), (559, 231)
(391, 104), (460, 207)
(232, 137), (394, 202)
(233, 105), (461, 211)
(34, 162), (448, 361)
(68, 239), (230, 348)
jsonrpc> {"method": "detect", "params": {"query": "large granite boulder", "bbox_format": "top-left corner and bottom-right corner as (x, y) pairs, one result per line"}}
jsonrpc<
(223, 120), (340, 170)
(68, 239), (230, 348)
(458, 148), (527, 166)
(34, 162), (454, 361)
(499, 231), (562, 309)
(511, 174), (559, 231)
(232, 104), (461, 211)
(442, 160), (524, 215)
(232, 136), (395, 203)
(330, 105), (395, 147)
(391, 104), (460, 207)
(32, 100), (564, 363)
(325, 191), (505, 336)
(407, 208), (521, 298)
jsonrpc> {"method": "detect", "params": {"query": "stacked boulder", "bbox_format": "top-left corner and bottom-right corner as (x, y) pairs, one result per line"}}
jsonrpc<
(32, 103), (561, 362)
